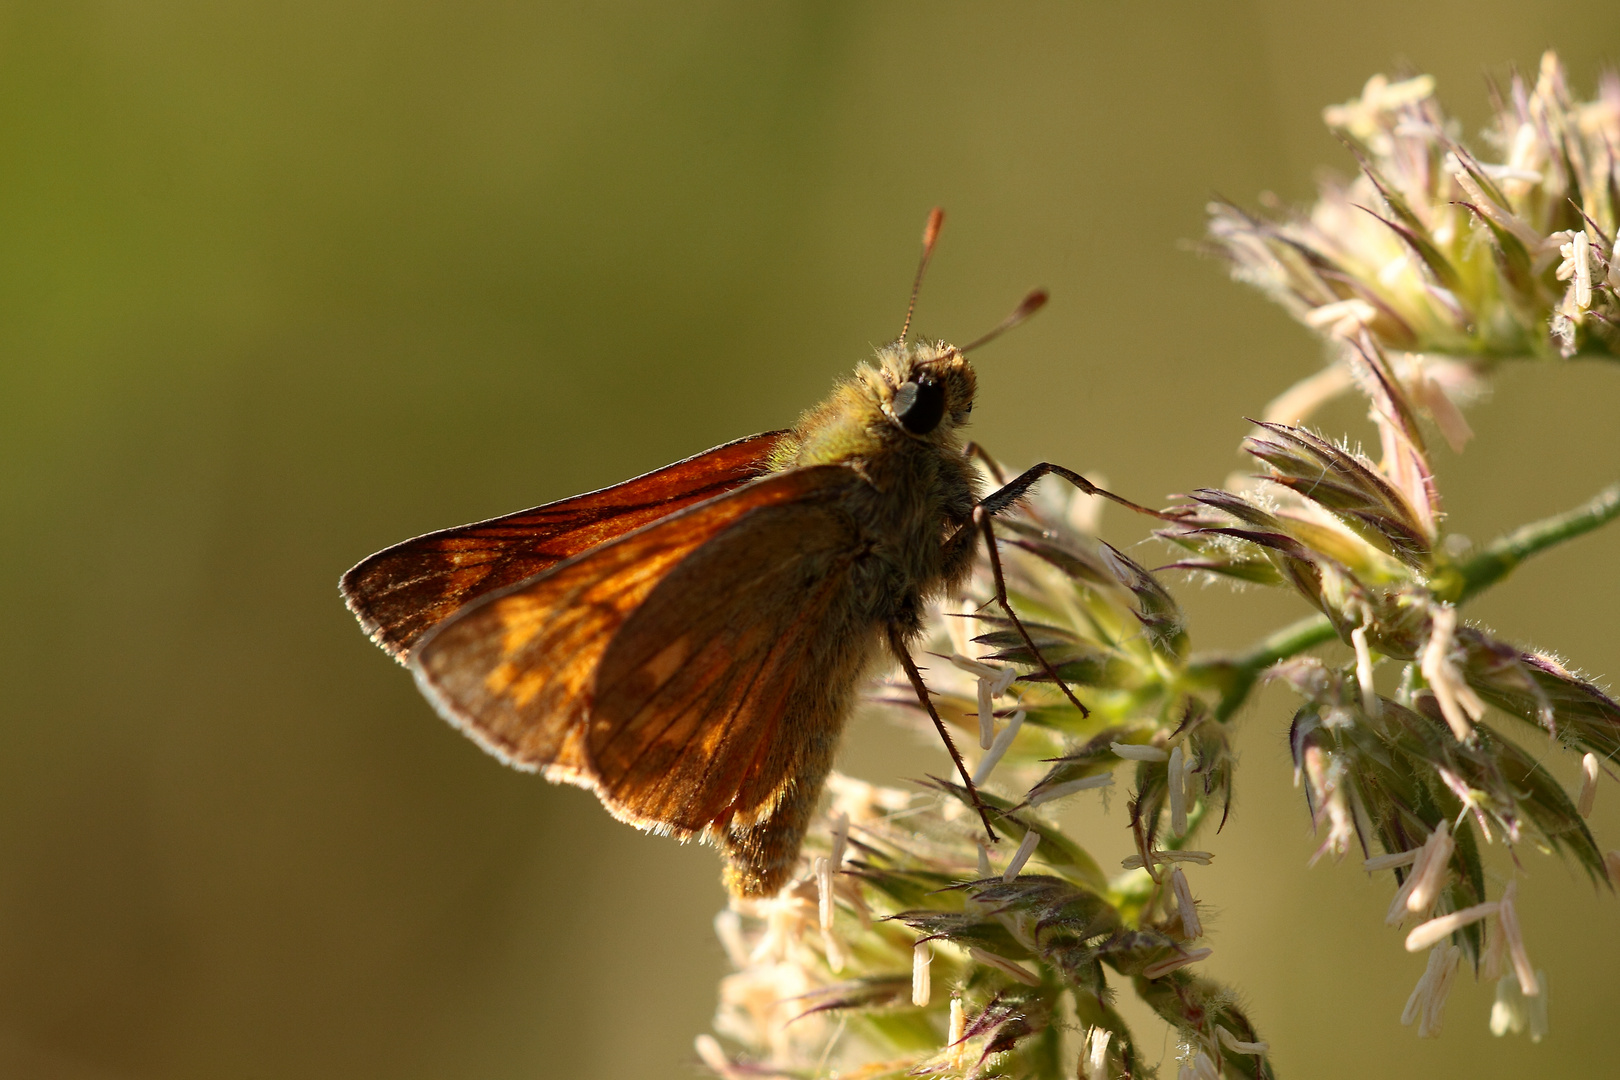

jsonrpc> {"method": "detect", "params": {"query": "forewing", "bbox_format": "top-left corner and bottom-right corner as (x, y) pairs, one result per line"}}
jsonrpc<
(409, 464), (861, 807)
(341, 430), (790, 660)
(587, 475), (870, 835)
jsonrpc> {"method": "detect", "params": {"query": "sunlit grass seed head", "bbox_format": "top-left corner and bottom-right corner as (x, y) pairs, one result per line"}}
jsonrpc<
(1209, 51), (1620, 363)
(1155, 265), (1618, 1046)
(699, 770), (1271, 1080)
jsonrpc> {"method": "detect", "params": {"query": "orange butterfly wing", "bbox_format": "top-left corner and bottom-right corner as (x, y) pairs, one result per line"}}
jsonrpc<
(409, 463), (870, 837)
(586, 475), (870, 834)
(341, 430), (789, 661)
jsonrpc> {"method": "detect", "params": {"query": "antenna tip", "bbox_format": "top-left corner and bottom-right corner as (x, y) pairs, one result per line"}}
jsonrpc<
(957, 287), (1050, 353)
(923, 207), (945, 249)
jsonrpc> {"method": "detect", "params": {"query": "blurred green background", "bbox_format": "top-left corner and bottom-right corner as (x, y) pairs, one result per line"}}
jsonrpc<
(1, 3), (1616, 1077)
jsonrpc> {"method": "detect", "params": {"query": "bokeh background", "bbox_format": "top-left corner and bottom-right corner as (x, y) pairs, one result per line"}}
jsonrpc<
(1, 3), (1617, 1078)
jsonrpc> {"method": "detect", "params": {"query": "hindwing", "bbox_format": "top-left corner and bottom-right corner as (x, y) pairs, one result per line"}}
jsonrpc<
(410, 463), (870, 839)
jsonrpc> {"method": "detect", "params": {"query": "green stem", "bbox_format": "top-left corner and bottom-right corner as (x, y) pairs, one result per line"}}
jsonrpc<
(1224, 611), (1339, 673)
(1453, 482), (1620, 602)
(1190, 481), (1620, 720)
(1194, 613), (1336, 721)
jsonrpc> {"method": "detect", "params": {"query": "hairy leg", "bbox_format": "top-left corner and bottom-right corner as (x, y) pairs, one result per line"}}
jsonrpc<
(961, 463), (1172, 717)
(887, 624), (999, 843)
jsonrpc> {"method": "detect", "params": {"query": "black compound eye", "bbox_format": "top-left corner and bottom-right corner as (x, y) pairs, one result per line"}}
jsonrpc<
(892, 378), (946, 435)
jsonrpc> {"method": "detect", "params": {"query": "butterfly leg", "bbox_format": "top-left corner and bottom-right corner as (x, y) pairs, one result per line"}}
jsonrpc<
(969, 504), (1091, 718)
(976, 462), (1173, 522)
(968, 464), (1175, 716)
(887, 625), (1000, 844)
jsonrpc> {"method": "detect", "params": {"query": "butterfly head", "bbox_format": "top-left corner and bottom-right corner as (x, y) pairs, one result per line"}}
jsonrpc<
(874, 340), (977, 440)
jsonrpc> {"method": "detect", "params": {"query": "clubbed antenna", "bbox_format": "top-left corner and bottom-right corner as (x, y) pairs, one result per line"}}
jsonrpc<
(961, 288), (1048, 352)
(899, 207), (945, 344)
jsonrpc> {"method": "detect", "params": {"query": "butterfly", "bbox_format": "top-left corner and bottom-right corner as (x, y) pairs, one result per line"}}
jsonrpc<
(341, 210), (1146, 896)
